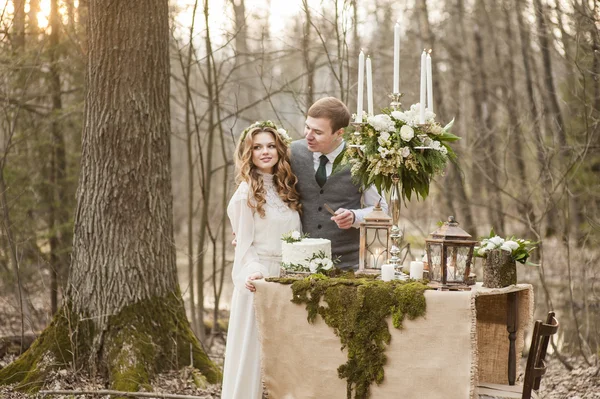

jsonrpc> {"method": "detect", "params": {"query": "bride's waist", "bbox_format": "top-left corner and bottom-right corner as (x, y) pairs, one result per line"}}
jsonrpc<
(257, 253), (281, 262)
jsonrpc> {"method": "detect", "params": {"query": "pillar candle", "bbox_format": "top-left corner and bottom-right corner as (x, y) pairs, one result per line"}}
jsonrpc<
(366, 56), (373, 115)
(426, 52), (433, 113)
(410, 261), (424, 280)
(393, 22), (400, 93)
(356, 50), (365, 123)
(419, 50), (426, 124)
(381, 264), (395, 282)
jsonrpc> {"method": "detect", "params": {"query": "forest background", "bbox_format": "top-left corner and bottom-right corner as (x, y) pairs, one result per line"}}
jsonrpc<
(0, 0), (598, 386)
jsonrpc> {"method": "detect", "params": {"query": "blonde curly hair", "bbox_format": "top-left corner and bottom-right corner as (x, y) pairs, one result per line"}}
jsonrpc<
(235, 125), (301, 217)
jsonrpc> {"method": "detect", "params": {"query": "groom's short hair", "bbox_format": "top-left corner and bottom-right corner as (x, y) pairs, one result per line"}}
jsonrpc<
(307, 97), (350, 133)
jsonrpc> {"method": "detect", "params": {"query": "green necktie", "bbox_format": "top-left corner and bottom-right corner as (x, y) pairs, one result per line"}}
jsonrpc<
(316, 155), (328, 187)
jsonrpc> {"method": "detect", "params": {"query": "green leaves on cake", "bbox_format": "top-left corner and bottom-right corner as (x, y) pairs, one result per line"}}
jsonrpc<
(281, 230), (309, 243)
(307, 250), (339, 273)
(282, 250), (340, 275)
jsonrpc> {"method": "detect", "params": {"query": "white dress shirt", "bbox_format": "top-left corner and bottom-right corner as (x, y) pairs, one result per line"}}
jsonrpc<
(313, 141), (389, 228)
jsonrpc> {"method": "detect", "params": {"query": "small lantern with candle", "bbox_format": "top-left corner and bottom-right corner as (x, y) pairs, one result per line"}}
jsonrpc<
(358, 202), (392, 274)
(425, 216), (477, 290)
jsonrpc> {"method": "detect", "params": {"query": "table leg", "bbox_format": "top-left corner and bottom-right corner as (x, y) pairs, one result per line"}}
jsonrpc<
(507, 292), (517, 385)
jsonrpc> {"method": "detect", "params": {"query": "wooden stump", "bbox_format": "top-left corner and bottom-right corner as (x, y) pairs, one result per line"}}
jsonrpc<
(483, 249), (517, 288)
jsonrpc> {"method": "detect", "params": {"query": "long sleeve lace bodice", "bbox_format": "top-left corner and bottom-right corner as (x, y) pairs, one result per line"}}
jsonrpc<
(227, 174), (301, 288)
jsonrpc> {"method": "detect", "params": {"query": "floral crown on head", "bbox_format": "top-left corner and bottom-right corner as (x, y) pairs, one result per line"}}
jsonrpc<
(240, 120), (292, 146)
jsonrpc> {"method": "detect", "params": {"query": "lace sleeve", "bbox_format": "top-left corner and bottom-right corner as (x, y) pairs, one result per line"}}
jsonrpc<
(227, 183), (269, 288)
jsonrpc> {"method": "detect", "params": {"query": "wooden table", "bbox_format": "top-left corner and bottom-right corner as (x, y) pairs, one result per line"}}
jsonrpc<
(253, 280), (533, 399)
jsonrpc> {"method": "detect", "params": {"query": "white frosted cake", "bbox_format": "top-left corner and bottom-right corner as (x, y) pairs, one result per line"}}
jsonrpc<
(281, 238), (332, 270)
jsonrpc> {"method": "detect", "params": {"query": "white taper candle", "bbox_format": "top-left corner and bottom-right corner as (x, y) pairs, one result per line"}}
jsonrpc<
(357, 50), (365, 123)
(393, 22), (400, 93)
(419, 50), (426, 124)
(366, 56), (373, 115)
(426, 52), (433, 114)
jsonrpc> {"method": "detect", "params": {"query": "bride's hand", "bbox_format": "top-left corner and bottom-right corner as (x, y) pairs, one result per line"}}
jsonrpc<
(245, 272), (264, 292)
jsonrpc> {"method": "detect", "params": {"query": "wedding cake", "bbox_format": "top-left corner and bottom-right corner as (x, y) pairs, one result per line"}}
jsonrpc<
(281, 237), (332, 271)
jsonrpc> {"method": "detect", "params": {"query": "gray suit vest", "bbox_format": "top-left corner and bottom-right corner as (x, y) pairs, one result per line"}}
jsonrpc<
(291, 139), (361, 270)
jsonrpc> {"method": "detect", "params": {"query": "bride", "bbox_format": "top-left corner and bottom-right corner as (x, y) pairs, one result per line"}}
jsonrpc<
(221, 121), (301, 399)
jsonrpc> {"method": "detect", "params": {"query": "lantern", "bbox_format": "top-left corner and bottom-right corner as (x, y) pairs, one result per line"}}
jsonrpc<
(358, 203), (392, 273)
(425, 216), (477, 289)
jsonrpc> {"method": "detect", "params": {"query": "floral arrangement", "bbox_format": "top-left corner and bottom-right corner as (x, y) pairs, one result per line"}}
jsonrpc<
(281, 230), (309, 243)
(307, 251), (336, 273)
(241, 120), (292, 146)
(333, 104), (459, 200)
(475, 229), (537, 265)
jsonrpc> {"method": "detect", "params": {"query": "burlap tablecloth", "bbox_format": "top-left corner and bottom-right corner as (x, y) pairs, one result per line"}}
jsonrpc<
(253, 281), (533, 399)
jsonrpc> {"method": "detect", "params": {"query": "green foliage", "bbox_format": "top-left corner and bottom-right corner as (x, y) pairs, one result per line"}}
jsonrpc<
(281, 230), (309, 243)
(268, 274), (429, 399)
(332, 109), (458, 201)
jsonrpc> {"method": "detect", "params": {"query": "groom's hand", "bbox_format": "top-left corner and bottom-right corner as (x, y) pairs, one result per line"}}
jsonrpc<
(331, 208), (355, 230)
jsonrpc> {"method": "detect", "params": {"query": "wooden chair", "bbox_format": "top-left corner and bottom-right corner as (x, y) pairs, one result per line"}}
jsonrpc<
(477, 311), (559, 399)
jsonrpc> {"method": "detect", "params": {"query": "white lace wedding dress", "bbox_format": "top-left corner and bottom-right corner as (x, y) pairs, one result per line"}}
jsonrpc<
(222, 173), (301, 399)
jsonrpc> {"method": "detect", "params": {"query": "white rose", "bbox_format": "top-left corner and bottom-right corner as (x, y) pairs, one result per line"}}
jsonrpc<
(391, 111), (407, 122)
(291, 231), (301, 240)
(378, 131), (391, 147)
(309, 260), (319, 273)
(485, 242), (497, 250)
(500, 243), (513, 253)
(489, 236), (505, 246)
(401, 146), (410, 158)
(322, 259), (334, 270)
(400, 125), (414, 141)
(478, 247), (488, 256)
(504, 240), (519, 251)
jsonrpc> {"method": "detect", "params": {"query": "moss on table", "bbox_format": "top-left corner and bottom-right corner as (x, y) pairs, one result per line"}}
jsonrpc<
(266, 273), (429, 399)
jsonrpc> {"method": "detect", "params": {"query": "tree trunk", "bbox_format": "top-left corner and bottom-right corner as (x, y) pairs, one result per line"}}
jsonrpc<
(0, 0), (221, 392)
(12, 0), (25, 50)
(515, 0), (556, 237)
(533, 0), (566, 148)
(195, 0), (218, 344)
(183, 0), (199, 336)
(473, 6), (505, 235)
(497, 1), (537, 233)
(302, 0), (315, 109)
(28, 0), (40, 35)
(48, 0), (70, 316)
(446, 0), (476, 236)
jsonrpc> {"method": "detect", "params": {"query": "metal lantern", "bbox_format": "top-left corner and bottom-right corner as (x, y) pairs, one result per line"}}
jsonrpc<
(425, 216), (477, 289)
(358, 203), (392, 273)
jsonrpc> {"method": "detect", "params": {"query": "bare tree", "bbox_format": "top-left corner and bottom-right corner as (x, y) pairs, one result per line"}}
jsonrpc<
(0, 0), (220, 390)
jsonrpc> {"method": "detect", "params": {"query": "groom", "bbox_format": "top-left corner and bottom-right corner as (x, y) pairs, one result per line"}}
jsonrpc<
(291, 97), (387, 270)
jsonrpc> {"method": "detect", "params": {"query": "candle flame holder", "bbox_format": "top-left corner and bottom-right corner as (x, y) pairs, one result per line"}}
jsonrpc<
(348, 144), (366, 157)
(351, 121), (365, 135)
(389, 93), (403, 111)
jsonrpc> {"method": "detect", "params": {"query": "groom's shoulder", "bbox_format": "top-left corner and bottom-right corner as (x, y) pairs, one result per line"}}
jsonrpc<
(291, 138), (307, 150)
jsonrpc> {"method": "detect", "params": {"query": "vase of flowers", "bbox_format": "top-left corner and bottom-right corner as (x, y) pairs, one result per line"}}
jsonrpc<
(475, 230), (537, 288)
(333, 104), (459, 201)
